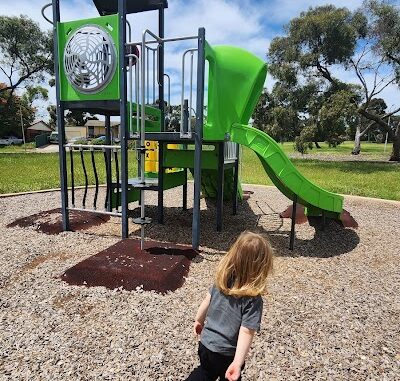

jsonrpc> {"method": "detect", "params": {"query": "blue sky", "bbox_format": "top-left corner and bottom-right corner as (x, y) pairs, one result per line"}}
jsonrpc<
(0, 0), (399, 119)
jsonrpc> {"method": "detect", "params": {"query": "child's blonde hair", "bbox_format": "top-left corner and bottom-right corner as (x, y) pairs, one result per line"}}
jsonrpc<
(215, 231), (273, 297)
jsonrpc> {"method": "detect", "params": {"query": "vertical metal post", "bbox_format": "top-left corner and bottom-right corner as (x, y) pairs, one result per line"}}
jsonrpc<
(192, 28), (206, 250)
(183, 168), (188, 210)
(217, 142), (224, 232)
(52, 0), (69, 231)
(105, 115), (112, 211)
(157, 5), (165, 224)
(232, 145), (239, 215)
(289, 195), (298, 251)
(118, 0), (129, 238)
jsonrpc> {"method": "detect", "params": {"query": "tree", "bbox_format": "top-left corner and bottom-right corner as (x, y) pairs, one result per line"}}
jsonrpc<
(47, 107), (98, 128)
(0, 85), (48, 137)
(365, 0), (400, 161)
(267, 3), (400, 160)
(0, 16), (53, 110)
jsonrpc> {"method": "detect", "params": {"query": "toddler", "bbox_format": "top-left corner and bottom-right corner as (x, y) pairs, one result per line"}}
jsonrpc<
(186, 231), (274, 381)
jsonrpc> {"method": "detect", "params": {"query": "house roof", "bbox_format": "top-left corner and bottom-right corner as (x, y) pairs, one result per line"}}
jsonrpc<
(27, 121), (53, 132)
(93, 0), (168, 15)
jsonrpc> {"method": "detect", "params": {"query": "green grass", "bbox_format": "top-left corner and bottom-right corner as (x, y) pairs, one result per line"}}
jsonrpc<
(0, 149), (399, 200)
(279, 140), (390, 158)
(0, 143), (36, 153)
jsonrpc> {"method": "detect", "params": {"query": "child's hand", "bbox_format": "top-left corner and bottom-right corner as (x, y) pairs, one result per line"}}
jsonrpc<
(193, 320), (203, 337)
(225, 362), (241, 381)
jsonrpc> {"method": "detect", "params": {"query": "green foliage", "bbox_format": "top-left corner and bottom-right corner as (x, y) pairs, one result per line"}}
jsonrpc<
(0, 16), (53, 99)
(0, 15), (52, 137)
(294, 125), (316, 154)
(65, 110), (98, 126)
(0, 86), (48, 137)
(320, 90), (359, 147)
(266, 2), (399, 156)
(366, 0), (400, 70)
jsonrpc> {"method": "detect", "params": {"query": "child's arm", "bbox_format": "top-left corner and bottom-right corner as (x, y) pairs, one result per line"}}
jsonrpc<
(225, 326), (256, 381)
(193, 292), (211, 336)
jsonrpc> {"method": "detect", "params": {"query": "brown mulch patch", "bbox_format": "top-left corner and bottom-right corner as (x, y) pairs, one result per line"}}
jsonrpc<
(7, 208), (110, 235)
(61, 239), (198, 293)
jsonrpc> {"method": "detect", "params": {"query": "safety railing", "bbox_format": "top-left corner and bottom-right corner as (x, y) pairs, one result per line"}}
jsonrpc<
(65, 144), (122, 217)
(224, 142), (239, 162)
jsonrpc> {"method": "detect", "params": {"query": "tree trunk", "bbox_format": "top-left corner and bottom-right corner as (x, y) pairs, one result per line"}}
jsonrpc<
(314, 141), (321, 148)
(389, 124), (400, 162)
(352, 126), (362, 155)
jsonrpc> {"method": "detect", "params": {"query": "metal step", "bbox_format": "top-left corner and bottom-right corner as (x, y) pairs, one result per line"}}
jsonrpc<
(128, 177), (158, 190)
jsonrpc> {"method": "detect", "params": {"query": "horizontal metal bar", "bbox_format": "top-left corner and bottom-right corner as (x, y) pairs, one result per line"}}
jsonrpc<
(65, 144), (121, 150)
(142, 132), (195, 142)
(127, 35), (199, 47)
(67, 207), (122, 217)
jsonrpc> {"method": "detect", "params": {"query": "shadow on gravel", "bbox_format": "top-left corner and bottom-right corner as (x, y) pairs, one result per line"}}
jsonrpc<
(128, 199), (360, 258)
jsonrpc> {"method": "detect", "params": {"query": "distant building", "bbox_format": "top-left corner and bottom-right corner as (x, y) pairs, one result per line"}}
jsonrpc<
(26, 121), (53, 141)
(85, 120), (120, 140)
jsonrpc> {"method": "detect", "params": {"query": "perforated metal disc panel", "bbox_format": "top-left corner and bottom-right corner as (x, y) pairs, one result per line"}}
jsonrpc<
(64, 25), (116, 94)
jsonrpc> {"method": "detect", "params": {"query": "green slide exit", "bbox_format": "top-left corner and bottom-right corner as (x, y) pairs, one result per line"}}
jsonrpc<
(230, 123), (344, 219)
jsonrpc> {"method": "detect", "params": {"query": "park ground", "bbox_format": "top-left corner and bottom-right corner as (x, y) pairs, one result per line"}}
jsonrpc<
(0, 141), (399, 380)
(0, 185), (399, 380)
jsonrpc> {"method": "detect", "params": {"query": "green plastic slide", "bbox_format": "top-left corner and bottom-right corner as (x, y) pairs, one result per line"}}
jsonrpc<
(231, 123), (343, 218)
(204, 43), (344, 219)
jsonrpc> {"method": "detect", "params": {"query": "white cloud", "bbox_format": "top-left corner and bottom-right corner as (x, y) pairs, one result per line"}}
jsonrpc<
(1, 0), (398, 121)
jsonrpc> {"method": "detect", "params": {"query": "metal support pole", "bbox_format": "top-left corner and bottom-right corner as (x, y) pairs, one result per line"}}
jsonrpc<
(52, 0), (69, 231)
(183, 168), (188, 210)
(105, 115), (112, 211)
(232, 150), (239, 216)
(118, 0), (129, 239)
(217, 142), (224, 232)
(157, 5), (165, 224)
(192, 28), (206, 250)
(289, 195), (298, 251)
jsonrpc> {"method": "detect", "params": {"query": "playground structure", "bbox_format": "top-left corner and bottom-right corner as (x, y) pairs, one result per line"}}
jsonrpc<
(43, 0), (348, 251)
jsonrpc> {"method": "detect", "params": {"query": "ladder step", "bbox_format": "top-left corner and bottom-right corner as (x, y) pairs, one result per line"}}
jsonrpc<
(133, 217), (152, 225)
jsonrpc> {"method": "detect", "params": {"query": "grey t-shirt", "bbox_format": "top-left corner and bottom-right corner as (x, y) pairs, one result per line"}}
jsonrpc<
(200, 286), (263, 356)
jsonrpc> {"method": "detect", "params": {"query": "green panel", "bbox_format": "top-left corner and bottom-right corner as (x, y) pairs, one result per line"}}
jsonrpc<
(129, 103), (161, 134)
(230, 123), (343, 217)
(200, 168), (243, 201)
(163, 170), (187, 189)
(57, 14), (120, 101)
(204, 43), (268, 141)
(111, 187), (140, 208)
(163, 147), (219, 170)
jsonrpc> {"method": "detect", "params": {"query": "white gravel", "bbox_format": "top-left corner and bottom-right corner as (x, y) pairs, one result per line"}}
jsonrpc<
(0, 185), (399, 380)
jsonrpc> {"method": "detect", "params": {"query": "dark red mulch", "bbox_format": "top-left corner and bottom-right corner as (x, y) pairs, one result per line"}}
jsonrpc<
(61, 239), (198, 293)
(279, 203), (308, 224)
(7, 208), (110, 235)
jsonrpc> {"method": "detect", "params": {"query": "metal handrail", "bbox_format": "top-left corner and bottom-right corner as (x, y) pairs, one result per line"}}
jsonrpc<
(126, 34), (198, 47)
(41, 3), (53, 25)
(181, 48), (198, 138)
(127, 53), (140, 137)
(65, 144), (121, 150)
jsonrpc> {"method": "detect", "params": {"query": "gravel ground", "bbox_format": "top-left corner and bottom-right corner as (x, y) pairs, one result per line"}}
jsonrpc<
(0, 185), (399, 380)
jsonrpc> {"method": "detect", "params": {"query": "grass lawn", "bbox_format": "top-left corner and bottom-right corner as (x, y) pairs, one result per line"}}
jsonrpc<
(241, 148), (400, 201)
(0, 149), (399, 201)
(0, 143), (36, 153)
(279, 140), (391, 159)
